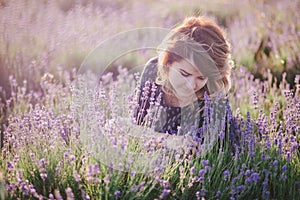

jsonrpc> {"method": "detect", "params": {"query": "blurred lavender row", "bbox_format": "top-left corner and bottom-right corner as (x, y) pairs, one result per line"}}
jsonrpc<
(0, 0), (299, 97)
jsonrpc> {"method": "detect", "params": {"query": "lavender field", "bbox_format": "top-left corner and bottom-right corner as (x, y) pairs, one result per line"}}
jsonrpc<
(0, 0), (299, 199)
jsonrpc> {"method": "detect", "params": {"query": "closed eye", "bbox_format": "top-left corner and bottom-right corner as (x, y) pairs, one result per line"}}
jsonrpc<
(198, 76), (206, 81)
(181, 72), (190, 77)
(179, 69), (191, 77)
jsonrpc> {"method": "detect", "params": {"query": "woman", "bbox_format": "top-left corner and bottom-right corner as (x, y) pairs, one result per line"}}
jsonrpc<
(134, 16), (234, 141)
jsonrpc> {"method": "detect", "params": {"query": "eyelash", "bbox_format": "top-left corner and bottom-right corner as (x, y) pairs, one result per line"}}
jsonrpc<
(181, 72), (206, 80)
(181, 73), (190, 77)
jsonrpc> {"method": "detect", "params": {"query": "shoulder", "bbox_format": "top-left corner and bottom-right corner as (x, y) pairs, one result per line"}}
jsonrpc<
(143, 57), (158, 75)
(145, 56), (158, 66)
(140, 57), (159, 84)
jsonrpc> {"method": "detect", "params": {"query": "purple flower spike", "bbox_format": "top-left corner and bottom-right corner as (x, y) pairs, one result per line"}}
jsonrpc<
(159, 189), (171, 199)
(282, 164), (287, 173)
(223, 170), (230, 180)
(201, 160), (209, 166)
(198, 169), (205, 177)
(114, 190), (121, 197)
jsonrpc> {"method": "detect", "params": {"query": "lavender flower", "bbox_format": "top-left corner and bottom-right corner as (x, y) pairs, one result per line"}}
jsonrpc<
(6, 162), (14, 171)
(282, 164), (287, 173)
(196, 191), (200, 200)
(246, 172), (260, 184)
(66, 187), (74, 200)
(205, 166), (212, 172)
(198, 169), (205, 177)
(273, 160), (278, 168)
(114, 190), (121, 197)
(49, 193), (55, 200)
(40, 173), (47, 180)
(223, 170), (230, 180)
(54, 189), (63, 200)
(162, 180), (170, 189)
(201, 160), (209, 166)
(159, 189), (171, 199)
(236, 185), (245, 192)
(198, 176), (205, 183)
(79, 187), (90, 200)
(200, 188), (207, 197)
(103, 174), (110, 184)
(190, 166), (195, 174)
(73, 170), (81, 182)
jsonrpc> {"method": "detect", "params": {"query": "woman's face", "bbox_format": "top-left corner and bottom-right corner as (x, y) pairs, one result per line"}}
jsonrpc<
(168, 59), (208, 99)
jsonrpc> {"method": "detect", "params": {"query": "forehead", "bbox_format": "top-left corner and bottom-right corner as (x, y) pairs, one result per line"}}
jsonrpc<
(172, 59), (204, 76)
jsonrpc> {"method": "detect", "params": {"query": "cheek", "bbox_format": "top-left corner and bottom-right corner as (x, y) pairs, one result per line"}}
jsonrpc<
(177, 75), (188, 85)
(169, 71), (184, 85)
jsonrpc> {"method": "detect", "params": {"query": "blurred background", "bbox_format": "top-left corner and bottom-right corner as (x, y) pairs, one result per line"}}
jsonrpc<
(0, 0), (299, 101)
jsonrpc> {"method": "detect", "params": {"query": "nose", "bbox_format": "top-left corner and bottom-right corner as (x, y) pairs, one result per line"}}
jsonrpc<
(188, 78), (198, 91)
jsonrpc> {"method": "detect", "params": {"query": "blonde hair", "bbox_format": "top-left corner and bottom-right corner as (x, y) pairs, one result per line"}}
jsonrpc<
(156, 16), (234, 99)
